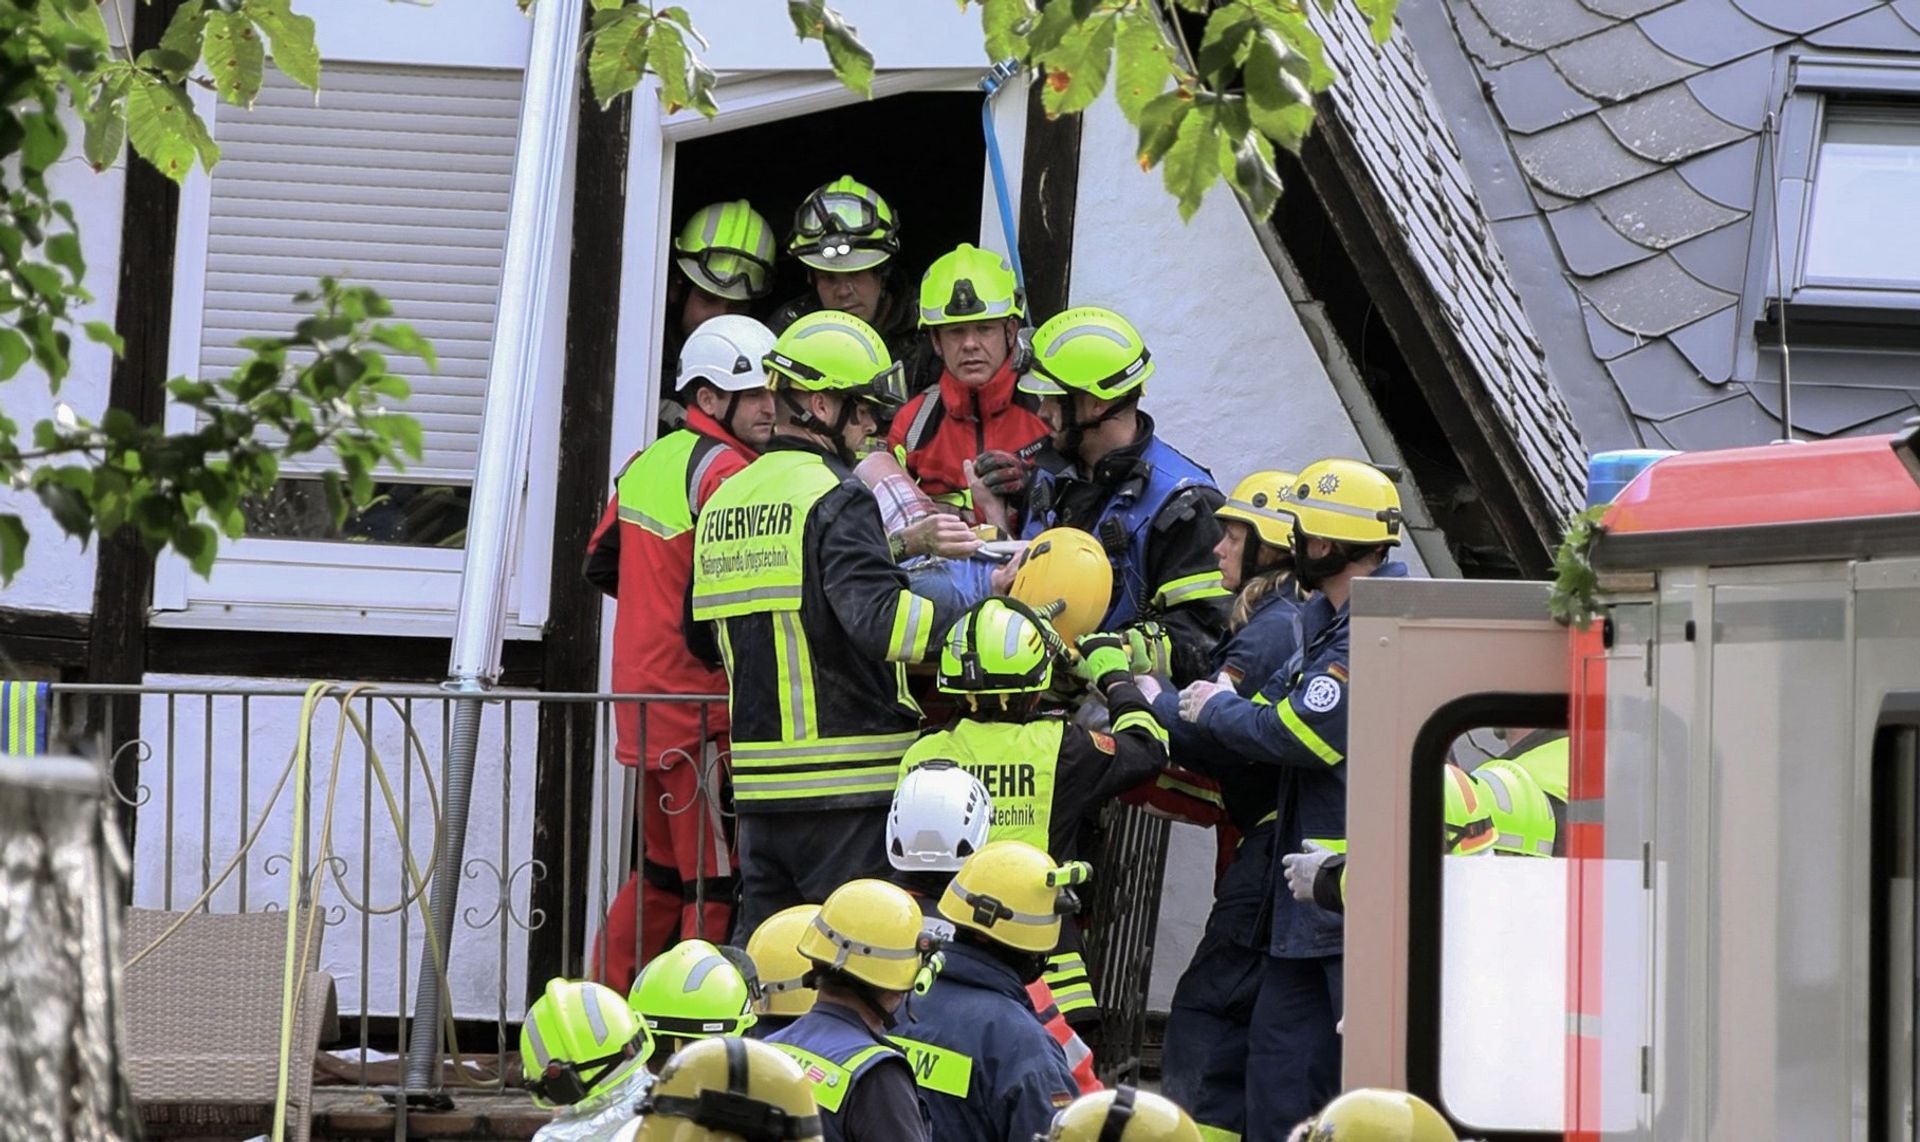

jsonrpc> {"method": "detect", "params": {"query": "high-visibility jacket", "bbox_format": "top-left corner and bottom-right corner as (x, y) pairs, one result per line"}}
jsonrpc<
(766, 1001), (931, 1142)
(584, 408), (753, 768)
(1022, 415), (1231, 684)
(887, 359), (1050, 509)
(691, 437), (954, 812)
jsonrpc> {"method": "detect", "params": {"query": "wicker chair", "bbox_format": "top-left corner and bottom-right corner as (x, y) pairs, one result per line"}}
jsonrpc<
(120, 908), (337, 1142)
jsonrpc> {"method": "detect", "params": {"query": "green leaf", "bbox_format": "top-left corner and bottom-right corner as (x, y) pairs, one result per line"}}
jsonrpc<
(587, 6), (650, 109)
(81, 80), (127, 171)
(1040, 10), (1116, 117)
(646, 18), (714, 116)
(788, 0), (875, 97)
(1245, 31), (1316, 152)
(204, 10), (266, 107)
(1222, 116), (1283, 220)
(84, 320), (124, 354)
(126, 73), (219, 182)
(1024, 0), (1078, 57)
(35, 481), (94, 539)
(46, 232), (84, 281)
(980, 0), (1035, 62)
(1113, 4), (1177, 120)
(1195, 7), (1259, 85)
(1549, 505), (1609, 628)
(0, 514), (25, 585)
(159, 0), (210, 65)
(369, 323), (437, 370)
(1135, 88), (1191, 170)
(21, 111), (66, 175)
(243, 0), (321, 92)
(1352, 0), (1397, 43)
(175, 520), (219, 576)
(0, 329), (30, 380)
(1161, 101), (1219, 222)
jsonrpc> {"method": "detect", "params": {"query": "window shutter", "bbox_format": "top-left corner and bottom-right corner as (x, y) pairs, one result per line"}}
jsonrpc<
(198, 64), (523, 484)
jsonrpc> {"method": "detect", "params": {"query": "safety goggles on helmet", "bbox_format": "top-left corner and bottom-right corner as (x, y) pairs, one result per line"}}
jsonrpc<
(791, 191), (895, 253)
(763, 350), (908, 409)
(678, 244), (774, 300)
(523, 1034), (643, 1106)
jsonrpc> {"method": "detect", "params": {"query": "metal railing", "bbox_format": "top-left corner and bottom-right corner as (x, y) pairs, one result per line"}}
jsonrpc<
(47, 680), (1174, 1108)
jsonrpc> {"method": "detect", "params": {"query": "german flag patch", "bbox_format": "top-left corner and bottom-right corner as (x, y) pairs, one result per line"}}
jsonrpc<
(1327, 662), (1350, 683)
(1051, 1090), (1076, 1108)
(1090, 731), (1116, 754)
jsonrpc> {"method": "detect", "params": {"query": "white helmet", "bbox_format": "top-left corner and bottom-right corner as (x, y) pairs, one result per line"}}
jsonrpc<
(888, 761), (992, 872)
(675, 314), (775, 394)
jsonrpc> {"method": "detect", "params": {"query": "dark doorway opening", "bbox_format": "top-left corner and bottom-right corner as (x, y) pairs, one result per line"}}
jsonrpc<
(669, 89), (988, 328)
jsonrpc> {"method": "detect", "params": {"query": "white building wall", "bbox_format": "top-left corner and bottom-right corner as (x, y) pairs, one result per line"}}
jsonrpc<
(1069, 92), (1379, 1005)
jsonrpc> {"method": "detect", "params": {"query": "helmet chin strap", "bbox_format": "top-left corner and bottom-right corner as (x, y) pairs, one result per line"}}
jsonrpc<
(778, 389), (860, 464)
(1062, 394), (1136, 464)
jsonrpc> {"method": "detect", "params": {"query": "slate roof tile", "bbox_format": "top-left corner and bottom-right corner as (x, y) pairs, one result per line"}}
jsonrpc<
(1583, 301), (1648, 360)
(1547, 22), (1702, 101)
(1729, 0), (1883, 35)
(1580, 0), (1682, 17)
(1607, 339), (1725, 418)
(1637, 0), (1790, 67)
(1467, 0), (1615, 51)
(1515, 116), (1664, 197)
(1666, 305), (1739, 383)
(1532, 183), (1582, 212)
(1578, 253), (1738, 335)
(1674, 137), (1762, 211)
(1448, 0), (1535, 67)
(1592, 169), (1744, 248)
(1681, 50), (1774, 131)
(1805, 4), (1920, 50)
(1667, 219), (1754, 294)
(1749, 381), (1920, 435)
(1599, 83), (1752, 163)
(1645, 390), (1779, 448)
(1851, 406), (1920, 436)
(1548, 202), (1663, 274)
(1896, 0), (1920, 36)
(1486, 54), (1603, 135)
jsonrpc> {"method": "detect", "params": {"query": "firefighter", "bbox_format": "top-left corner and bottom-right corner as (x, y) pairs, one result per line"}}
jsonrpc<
(1283, 764), (1497, 915)
(520, 979), (653, 1142)
(586, 314), (777, 990)
(768, 175), (937, 403)
(991, 305), (1232, 684)
(616, 1036), (824, 1142)
(899, 595), (1170, 1025)
(885, 761), (1102, 1095)
(627, 938), (757, 1071)
(745, 905), (821, 1039)
(1497, 730), (1569, 852)
(1171, 458), (1408, 1135)
(1471, 757), (1556, 857)
(896, 839), (1083, 1140)
(658, 200), (777, 435)
(763, 879), (936, 1142)
(690, 310), (959, 937)
(1285, 1089), (1464, 1142)
(1151, 469), (1308, 1141)
(888, 243), (1050, 524)
(1041, 1085), (1205, 1141)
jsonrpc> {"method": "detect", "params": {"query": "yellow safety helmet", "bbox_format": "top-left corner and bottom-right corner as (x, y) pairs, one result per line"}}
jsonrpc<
(1443, 764), (1496, 857)
(1043, 1085), (1203, 1141)
(763, 310), (908, 409)
(938, 596), (1057, 696)
(631, 1037), (823, 1142)
(1216, 470), (1299, 551)
(788, 175), (900, 273)
(746, 906), (820, 1018)
(1472, 760), (1557, 858)
(1017, 306), (1154, 401)
(939, 839), (1090, 954)
(520, 978), (650, 1107)
(1303, 1089), (1459, 1142)
(1008, 527), (1113, 643)
(919, 242), (1024, 328)
(796, 879), (937, 993)
(1284, 459), (1403, 547)
(674, 199), (776, 301)
(628, 939), (757, 1042)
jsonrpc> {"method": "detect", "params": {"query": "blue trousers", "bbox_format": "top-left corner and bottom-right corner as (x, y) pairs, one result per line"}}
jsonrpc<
(1162, 934), (1266, 1138)
(1244, 953), (1342, 1140)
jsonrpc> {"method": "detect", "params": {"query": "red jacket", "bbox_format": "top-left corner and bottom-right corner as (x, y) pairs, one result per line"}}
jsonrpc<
(887, 359), (1050, 504)
(585, 408), (754, 768)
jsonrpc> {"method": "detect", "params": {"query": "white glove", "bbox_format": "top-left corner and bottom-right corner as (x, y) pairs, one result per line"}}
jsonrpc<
(1282, 840), (1337, 904)
(1177, 679), (1228, 722)
(1133, 673), (1165, 702)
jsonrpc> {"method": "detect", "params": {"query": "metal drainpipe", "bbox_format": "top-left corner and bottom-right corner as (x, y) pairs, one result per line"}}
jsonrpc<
(402, 0), (584, 1097)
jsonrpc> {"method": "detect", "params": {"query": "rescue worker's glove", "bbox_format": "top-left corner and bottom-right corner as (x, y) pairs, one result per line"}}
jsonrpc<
(1123, 621), (1173, 676)
(971, 449), (1032, 501)
(1072, 632), (1132, 690)
(1177, 679), (1229, 722)
(1283, 840), (1344, 912)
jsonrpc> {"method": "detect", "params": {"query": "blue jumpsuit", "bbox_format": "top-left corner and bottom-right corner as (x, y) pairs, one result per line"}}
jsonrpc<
(891, 941), (1080, 1141)
(765, 1000), (931, 1142)
(1187, 563), (1406, 1136)
(1152, 588), (1303, 1139)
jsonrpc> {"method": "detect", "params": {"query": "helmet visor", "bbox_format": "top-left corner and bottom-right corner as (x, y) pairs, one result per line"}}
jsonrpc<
(794, 190), (883, 242)
(679, 245), (772, 300)
(859, 360), (909, 409)
(762, 353), (907, 409)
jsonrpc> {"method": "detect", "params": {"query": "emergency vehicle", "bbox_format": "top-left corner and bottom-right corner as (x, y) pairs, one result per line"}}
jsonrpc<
(1340, 426), (1920, 1141)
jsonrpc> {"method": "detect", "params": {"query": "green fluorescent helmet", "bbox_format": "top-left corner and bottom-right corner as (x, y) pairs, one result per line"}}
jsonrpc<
(1473, 759), (1558, 857)
(1017, 305), (1154, 400)
(627, 939), (758, 1042)
(1443, 763), (1495, 856)
(1505, 733), (1569, 804)
(763, 310), (908, 409)
(918, 243), (1025, 329)
(937, 596), (1055, 696)
(674, 199), (776, 301)
(520, 978), (649, 1107)
(788, 175), (900, 273)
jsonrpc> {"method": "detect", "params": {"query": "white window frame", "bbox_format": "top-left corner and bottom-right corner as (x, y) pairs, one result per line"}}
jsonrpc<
(151, 1), (565, 640)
